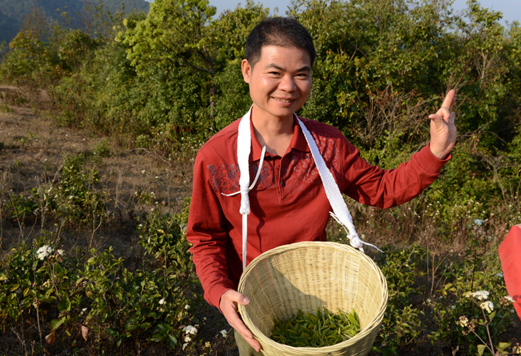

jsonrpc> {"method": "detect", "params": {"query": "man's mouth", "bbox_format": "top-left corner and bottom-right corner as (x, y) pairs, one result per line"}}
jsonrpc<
(273, 97), (294, 103)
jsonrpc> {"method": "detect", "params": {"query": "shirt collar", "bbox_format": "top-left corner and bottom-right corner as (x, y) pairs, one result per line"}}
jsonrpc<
(250, 114), (310, 162)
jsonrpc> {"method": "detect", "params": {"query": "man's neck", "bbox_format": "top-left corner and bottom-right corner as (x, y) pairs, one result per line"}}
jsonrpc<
(251, 107), (294, 157)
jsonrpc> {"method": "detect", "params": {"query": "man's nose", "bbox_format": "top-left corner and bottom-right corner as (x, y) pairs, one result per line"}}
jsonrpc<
(279, 75), (296, 91)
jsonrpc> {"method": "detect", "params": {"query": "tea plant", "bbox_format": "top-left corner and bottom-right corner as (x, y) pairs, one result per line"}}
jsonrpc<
(456, 293), (520, 356)
(427, 222), (516, 354)
(7, 153), (110, 228)
(0, 235), (84, 350)
(271, 308), (361, 347)
(137, 198), (191, 269)
(373, 247), (424, 355)
(80, 246), (198, 349)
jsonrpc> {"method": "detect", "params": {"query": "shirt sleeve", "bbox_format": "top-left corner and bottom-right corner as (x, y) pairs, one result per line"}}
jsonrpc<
(498, 226), (521, 319)
(341, 139), (449, 209)
(186, 151), (235, 310)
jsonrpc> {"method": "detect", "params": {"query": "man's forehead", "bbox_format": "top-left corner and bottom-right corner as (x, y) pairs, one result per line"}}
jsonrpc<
(257, 45), (312, 67)
(264, 62), (312, 72)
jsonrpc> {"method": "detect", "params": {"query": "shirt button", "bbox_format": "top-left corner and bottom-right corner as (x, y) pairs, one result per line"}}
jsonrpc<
(281, 181), (286, 187)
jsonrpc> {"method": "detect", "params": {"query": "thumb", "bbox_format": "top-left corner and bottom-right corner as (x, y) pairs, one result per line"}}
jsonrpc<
(429, 114), (445, 130)
(227, 290), (251, 305)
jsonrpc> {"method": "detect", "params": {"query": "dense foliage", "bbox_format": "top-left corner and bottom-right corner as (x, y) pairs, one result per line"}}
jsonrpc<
(5, 0), (516, 235)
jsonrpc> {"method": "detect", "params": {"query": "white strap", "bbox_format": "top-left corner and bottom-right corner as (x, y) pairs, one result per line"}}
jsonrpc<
(297, 116), (382, 253)
(222, 146), (266, 197)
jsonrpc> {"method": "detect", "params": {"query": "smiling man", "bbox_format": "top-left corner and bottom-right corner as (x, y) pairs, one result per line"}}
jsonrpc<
(187, 17), (457, 355)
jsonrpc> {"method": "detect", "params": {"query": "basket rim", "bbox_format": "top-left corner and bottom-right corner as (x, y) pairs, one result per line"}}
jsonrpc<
(238, 241), (388, 353)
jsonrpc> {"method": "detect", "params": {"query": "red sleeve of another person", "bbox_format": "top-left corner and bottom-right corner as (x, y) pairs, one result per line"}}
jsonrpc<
(499, 225), (521, 319)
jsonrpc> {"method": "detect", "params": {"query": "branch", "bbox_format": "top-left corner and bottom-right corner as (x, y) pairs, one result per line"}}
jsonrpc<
(176, 56), (212, 75)
(127, 148), (172, 166)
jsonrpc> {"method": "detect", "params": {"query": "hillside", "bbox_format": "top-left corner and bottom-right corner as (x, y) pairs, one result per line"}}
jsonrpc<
(0, 0), (149, 45)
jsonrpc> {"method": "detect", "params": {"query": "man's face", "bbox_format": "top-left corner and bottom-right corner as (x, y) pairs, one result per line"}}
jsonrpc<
(241, 45), (312, 123)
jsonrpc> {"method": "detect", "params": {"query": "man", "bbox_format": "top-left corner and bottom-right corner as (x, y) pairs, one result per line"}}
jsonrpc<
(187, 17), (456, 354)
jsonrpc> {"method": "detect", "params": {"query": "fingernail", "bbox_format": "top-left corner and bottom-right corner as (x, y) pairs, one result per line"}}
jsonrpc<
(244, 297), (250, 303)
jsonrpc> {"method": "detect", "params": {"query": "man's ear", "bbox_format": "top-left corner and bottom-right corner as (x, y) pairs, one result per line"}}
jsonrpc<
(241, 59), (252, 84)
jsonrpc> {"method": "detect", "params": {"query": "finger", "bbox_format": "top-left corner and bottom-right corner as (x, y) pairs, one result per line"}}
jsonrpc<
(226, 309), (261, 351)
(223, 309), (251, 336)
(220, 291), (253, 338)
(439, 106), (451, 119)
(441, 89), (455, 111)
(429, 114), (446, 129)
(242, 331), (262, 352)
(449, 111), (455, 125)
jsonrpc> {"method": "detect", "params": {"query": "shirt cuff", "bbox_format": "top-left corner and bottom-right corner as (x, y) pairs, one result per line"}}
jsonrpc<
(207, 282), (235, 313)
(415, 143), (451, 174)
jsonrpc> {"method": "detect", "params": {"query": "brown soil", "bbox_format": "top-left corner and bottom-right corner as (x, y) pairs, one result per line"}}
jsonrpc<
(0, 85), (194, 252)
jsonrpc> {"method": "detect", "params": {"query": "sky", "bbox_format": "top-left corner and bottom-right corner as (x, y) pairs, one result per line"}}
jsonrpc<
(209, 0), (521, 26)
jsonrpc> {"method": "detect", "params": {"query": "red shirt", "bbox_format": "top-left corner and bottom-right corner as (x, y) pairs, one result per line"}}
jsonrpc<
(499, 226), (521, 319)
(187, 116), (449, 309)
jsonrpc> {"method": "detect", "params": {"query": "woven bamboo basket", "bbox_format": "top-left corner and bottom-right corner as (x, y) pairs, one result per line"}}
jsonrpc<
(237, 241), (387, 356)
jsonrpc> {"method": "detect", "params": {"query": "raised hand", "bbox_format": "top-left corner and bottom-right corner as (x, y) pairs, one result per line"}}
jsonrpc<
(429, 89), (457, 159)
(220, 289), (262, 352)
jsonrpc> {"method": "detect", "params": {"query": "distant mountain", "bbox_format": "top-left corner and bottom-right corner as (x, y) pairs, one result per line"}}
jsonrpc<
(0, 0), (149, 45)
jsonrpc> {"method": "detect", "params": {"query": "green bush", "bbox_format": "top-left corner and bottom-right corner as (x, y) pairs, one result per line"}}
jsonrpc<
(0, 200), (201, 353)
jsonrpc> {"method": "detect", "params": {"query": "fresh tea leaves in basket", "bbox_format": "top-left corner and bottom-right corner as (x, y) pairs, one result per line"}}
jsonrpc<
(270, 307), (361, 348)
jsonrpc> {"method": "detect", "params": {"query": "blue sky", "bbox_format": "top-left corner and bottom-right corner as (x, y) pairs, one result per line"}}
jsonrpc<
(209, 0), (521, 27)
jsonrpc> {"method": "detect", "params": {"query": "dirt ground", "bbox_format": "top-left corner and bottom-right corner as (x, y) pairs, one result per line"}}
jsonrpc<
(0, 86), (239, 355)
(0, 85), (195, 253)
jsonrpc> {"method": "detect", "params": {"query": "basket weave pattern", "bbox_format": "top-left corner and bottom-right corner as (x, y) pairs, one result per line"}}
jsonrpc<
(238, 242), (388, 356)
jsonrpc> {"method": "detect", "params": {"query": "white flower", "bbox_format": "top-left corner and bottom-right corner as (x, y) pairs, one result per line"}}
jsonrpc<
(474, 219), (485, 226)
(185, 304), (190, 310)
(37, 245), (53, 260)
(184, 335), (192, 343)
(141, 170), (146, 174)
(159, 298), (166, 305)
(504, 296), (515, 303)
(496, 272), (504, 278)
(82, 308), (87, 312)
(451, 305), (456, 309)
(57, 249), (64, 256)
(470, 290), (490, 300)
(182, 343), (188, 350)
(205, 341), (211, 348)
(220, 329), (228, 338)
(183, 325), (198, 335)
(458, 316), (469, 327)
(481, 301), (494, 313)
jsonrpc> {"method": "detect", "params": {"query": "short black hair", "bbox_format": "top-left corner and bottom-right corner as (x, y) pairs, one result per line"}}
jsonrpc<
(245, 17), (316, 68)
